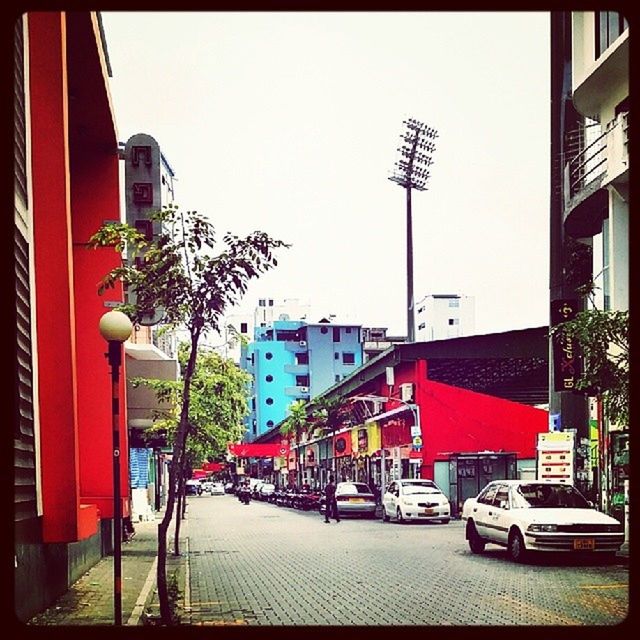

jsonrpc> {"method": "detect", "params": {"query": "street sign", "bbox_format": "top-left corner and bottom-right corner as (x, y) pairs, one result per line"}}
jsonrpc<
(410, 425), (421, 437)
(412, 436), (422, 447)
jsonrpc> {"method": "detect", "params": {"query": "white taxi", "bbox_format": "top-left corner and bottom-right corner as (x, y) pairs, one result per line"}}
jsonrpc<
(382, 478), (450, 524)
(462, 480), (624, 562)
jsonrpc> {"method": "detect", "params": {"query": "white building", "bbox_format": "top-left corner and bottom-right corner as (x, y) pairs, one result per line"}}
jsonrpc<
(415, 294), (475, 341)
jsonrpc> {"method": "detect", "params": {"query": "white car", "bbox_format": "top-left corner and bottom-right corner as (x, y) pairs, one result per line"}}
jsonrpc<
(382, 478), (450, 524)
(210, 482), (225, 495)
(462, 479), (625, 562)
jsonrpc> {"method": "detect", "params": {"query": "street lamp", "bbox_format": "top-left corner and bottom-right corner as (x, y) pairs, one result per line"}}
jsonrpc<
(353, 394), (421, 496)
(99, 309), (133, 626)
(389, 118), (438, 342)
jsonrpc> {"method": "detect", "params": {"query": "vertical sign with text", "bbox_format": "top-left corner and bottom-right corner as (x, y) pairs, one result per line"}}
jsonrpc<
(551, 299), (581, 392)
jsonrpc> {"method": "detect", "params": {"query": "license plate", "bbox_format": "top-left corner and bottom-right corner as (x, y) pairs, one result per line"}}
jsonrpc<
(423, 508), (434, 515)
(574, 539), (595, 550)
(350, 498), (365, 503)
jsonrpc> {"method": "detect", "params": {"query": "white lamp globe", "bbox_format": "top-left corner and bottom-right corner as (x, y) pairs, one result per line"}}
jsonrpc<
(99, 310), (133, 342)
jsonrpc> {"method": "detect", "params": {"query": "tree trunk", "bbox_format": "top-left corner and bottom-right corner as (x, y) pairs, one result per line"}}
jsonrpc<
(174, 474), (186, 556)
(157, 329), (200, 625)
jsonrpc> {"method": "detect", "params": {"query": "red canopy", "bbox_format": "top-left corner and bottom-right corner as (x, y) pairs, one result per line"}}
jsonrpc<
(228, 442), (289, 458)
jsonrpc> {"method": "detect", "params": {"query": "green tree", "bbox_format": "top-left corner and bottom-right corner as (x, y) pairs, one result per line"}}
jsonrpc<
(135, 344), (250, 552)
(551, 308), (629, 426)
(89, 205), (287, 624)
(280, 400), (309, 441)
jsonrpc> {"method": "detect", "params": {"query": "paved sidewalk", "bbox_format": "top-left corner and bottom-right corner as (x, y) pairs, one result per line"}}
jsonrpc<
(26, 510), (189, 627)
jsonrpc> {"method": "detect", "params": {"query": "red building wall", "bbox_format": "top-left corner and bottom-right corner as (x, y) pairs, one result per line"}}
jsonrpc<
(373, 358), (547, 480)
(29, 12), (129, 543)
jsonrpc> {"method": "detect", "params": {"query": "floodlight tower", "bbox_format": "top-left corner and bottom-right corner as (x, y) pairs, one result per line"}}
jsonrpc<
(389, 118), (438, 342)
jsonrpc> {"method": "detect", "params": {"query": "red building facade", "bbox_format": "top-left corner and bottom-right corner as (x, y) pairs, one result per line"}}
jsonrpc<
(14, 12), (129, 621)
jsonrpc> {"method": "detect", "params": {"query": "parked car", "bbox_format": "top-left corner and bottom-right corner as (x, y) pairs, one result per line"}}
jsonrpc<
(462, 480), (625, 562)
(210, 482), (225, 496)
(382, 479), (450, 524)
(258, 483), (276, 501)
(319, 482), (377, 518)
(185, 479), (202, 496)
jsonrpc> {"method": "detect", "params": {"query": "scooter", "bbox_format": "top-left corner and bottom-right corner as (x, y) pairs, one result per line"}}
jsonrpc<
(238, 486), (251, 505)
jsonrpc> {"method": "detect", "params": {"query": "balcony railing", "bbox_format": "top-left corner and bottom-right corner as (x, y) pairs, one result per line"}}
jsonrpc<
(566, 112), (629, 200)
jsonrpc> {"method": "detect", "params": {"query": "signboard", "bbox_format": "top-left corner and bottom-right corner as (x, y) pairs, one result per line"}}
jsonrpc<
(410, 425), (421, 437)
(537, 431), (574, 484)
(551, 299), (581, 392)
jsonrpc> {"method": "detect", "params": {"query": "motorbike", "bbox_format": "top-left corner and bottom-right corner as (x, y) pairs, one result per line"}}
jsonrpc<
(238, 486), (251, 504)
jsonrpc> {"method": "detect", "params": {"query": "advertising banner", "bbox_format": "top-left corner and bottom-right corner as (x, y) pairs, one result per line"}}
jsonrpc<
(551, 299), (582, 392)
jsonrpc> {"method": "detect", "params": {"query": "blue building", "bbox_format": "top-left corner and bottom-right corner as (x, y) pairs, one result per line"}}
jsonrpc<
(241, 319), (363, 441)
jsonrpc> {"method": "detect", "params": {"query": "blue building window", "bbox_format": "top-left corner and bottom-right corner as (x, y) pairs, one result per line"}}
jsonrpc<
(266, 374), (274, 382)
(266, 397), (274, 405)
(333, 327), (340, 342)
(265, 352), (273, 360)
(342, 352), (355, 365)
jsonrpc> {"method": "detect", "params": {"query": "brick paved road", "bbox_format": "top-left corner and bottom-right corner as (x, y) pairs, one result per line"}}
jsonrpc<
(185, 494), (629, 626)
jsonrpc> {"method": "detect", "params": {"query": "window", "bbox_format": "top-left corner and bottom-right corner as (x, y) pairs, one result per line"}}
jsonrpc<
(342, 352), (355, 365)
(448, 299), (459, 307)
(268, 299), (274, 306)
(333, 327), (340, 342)
(265, 375), (273, 382)
(296, 375), (309, 386)
(345, 327), (352, 333)
(596, 11), (628, 59)
(334, 352), (339, 360)
(494, 485), (510, 508)
(266, 398), (274, 405)
(320, 326), (328, 334)
(240, 322), (248, 333)
(296, 352), (309, 365)
(259, 299), (266, 307)
(448, 318), (459, 325)
(477, 483), (498, 505)
(267, 420), (274, 428)
(265, 352), (273, 360)
(335, 375), (341, 382)
(418, 322), (426, 330)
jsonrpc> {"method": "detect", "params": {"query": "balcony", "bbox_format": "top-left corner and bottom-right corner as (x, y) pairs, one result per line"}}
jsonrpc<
(284, 363), (309, 374)
(284, 386), (311, 398)
(563, 111), (629, 238)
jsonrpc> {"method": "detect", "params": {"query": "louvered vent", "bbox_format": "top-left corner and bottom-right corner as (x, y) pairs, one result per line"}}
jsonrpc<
(14, 17), (37, 523)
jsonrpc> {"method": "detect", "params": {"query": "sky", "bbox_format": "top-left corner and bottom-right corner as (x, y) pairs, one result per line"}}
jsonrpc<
(101, 11), (551, 338)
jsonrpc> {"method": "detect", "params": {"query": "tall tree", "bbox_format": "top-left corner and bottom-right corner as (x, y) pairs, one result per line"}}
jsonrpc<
(89, 205), (288, 624)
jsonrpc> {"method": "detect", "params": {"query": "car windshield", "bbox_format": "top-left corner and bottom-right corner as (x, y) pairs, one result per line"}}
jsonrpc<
(337, 483), (371, 495)
(514, 483), (591, 509)
(401, 482), (439, 495)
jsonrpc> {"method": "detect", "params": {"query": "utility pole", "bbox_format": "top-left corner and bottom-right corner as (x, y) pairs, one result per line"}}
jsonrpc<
(389, 118), (438, 342)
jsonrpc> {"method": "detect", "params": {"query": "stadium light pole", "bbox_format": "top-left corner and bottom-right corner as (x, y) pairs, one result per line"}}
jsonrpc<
(389, 118), (438, 342)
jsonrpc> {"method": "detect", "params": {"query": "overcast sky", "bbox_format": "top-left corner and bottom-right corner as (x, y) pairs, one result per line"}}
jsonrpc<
(102, 11), (550, 338)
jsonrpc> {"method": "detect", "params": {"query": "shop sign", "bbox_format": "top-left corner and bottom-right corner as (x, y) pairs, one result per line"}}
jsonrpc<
(551, 299), (581, 392)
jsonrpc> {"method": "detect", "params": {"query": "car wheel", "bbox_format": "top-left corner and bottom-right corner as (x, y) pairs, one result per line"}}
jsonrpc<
(383, 506), (390, 522)
(508, 529), (527, 562)
(396, 507), (405, 524)
(467, 521), (486, 554)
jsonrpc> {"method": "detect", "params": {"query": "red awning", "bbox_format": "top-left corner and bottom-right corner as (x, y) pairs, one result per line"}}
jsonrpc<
(228, 442), (289, 458)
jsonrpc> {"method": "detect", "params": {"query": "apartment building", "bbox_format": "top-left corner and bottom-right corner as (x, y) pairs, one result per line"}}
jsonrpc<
(415, 294), (475, 341)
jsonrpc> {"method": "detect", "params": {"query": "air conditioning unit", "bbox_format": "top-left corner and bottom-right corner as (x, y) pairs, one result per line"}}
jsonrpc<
(299, 340), (307, 347)
(400, 383), (414, 402)
(300, 386), (309, 393)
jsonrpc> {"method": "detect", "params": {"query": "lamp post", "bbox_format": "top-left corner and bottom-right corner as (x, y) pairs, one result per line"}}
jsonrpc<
(99, 310), (133, 626)
(355, 394), (421, 498)
(389, 118), (438, 342)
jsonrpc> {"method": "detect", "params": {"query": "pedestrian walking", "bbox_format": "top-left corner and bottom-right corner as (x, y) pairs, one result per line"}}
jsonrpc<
(324, 475), (340, 523)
